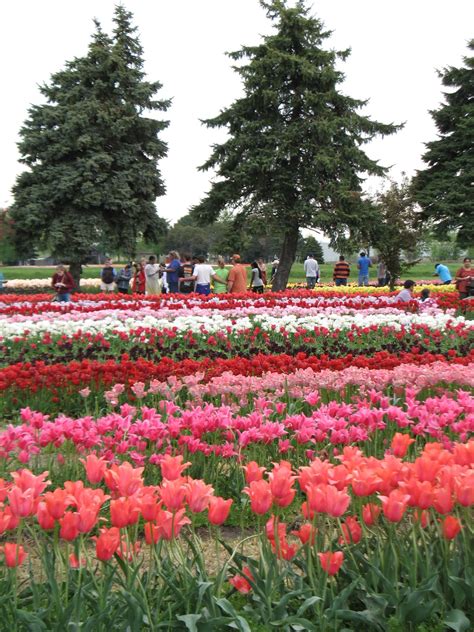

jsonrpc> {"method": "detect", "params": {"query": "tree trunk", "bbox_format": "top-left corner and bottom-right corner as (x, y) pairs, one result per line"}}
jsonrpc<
(69, 262), (83, 292)
(272, 225), (300, 291)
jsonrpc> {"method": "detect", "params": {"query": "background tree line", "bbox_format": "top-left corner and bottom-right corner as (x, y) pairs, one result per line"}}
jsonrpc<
(6, 1), (473, 289)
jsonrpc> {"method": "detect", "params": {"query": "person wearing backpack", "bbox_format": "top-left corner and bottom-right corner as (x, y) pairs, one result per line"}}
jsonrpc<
(100, 258), (117, 292)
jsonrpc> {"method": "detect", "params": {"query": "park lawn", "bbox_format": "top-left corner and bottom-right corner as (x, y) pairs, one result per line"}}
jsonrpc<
(0, 260), (458, 284)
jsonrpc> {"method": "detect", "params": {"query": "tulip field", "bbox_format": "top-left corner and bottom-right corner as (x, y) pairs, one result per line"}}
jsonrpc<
(0, 288), (472, 631)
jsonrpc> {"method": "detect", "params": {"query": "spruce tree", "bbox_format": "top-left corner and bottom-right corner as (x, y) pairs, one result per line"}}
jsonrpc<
(192, 0), (400, 290)
(413, 40), (473, 247)
(11, 6), (169, 285)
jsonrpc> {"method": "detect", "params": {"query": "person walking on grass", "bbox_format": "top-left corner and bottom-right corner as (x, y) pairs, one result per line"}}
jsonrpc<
(100, 258), (117, 292)
(357, 251), (372, 286)
(333, 255), (350, 286)
(52, 264), (74, 302)
(227, 254), (247, 293)
(304, 254), (319, 289)
(249, 260), (264, 293)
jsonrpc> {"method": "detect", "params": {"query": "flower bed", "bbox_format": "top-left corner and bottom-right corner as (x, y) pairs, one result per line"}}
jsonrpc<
(0, 289), (472, 630)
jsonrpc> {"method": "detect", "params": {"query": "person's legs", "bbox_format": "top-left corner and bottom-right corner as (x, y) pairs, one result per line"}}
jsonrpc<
(168, 281), (179, 293)
(196, 284), (210, 296)
(306, 276), (316, 289)
(57, 293), (70, 302)
(360, 275), (369, 286)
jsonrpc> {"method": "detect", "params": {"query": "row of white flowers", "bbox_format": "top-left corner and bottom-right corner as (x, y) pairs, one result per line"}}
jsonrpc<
(0, 310), (469, 340)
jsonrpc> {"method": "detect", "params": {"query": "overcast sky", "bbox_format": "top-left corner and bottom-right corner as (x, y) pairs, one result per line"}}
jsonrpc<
(1, 0), (472, 229)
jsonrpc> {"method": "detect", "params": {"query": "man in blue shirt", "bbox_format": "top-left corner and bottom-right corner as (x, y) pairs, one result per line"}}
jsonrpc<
(165, 250), (181, 293)
(357, 252), (372, 286)
(434, 263), (452, 284)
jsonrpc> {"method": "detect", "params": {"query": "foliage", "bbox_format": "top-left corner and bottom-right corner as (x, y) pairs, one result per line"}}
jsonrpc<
(192, 0), (400, 290)
(426, 232), (462, 262)
(367, 180), (423, 289)
(11, 7), (169, 283)
(297, 236), (324, 263)
(0, 210), (18, 265)
(413, 40), (474, 247)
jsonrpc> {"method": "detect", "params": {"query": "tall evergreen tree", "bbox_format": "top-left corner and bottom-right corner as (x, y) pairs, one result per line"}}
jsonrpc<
(413, 40), (474, 247)
(11, 6), (169, 284)
(192, 0), (400, 290)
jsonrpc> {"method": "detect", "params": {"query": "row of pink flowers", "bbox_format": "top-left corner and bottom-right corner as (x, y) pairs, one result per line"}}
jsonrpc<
(2, 386), (472, 465)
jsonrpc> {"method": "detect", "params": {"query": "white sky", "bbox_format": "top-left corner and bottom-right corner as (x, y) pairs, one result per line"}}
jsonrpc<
(1, 0), (473, 231)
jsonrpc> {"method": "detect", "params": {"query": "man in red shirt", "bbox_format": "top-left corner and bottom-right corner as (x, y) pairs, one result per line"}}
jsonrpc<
(227, 254), (248, 293)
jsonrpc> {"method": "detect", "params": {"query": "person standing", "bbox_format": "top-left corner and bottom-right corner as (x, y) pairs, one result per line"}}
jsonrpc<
(132, 258), (146, 294)
(249, 260), (265, 293)
(377, 259), (387, 286)
(227, 254), (248, 293)
(145, 256), (161, 295)
(434, 263), (452, 285)
(270, 257), (279, 282)
(116, 263), (133, 294)
(189, 255), (217, 295)
(304, 254), (319, 289)
(100, 258), (117, 292)
(213, 256), (229, 293)
(0, 271), (7, 293)
(333, 256), (350, 286)
(357, 251), (372, 286)
(178, 253), (195, 294)
(51, 264), (74, 302)
(164, 251), (181, 293)
(454, 257), (474, 299)
(257, 258), (267, 285)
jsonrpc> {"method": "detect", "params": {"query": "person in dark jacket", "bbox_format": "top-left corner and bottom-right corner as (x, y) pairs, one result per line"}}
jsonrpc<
(116, 264), (133, 294)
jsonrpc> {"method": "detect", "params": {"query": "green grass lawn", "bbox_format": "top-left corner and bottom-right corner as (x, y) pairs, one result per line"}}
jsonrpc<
(0, 260), (459, 284)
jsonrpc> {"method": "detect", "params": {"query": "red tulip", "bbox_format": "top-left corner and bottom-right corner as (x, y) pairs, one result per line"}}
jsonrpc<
(159, 478), (187, 512)
(229, 567), (254, 593)
(208, 496), (233, 525)
(339, 516), (362, 545)
(2, 543), (27, 568)
(7, 487), (36, 518)
(59, 512), (80, 541)
(44, 488), (72, 520)
(144, 522), (161, 545)
(156, 507), (190, 540)
(442, 516), (461, 540)
(318, 551), (344, 576)
(361, 503), (381, 526)
(433, 488), (453, 515)
(36, 501), (56, 530)
(95, 527), (121, 561)
(292, 523), (316, 545)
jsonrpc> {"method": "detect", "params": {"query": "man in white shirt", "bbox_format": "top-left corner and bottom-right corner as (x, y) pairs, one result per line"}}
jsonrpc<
(304, 254), (319, 289)
(189, 255), (219, 296)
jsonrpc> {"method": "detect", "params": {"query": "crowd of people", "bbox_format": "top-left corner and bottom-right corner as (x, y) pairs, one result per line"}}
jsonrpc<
(48, 252), (474, 302)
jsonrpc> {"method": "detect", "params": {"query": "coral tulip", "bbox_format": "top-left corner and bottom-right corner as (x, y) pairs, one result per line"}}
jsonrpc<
(442, 515), (461, 540)
(391, 433), (415, 458)
(306, 484), (351, 518)
(2, 543), (27, 568)
(185, 479), (214, 513)
(208, 496), (233, 525)
(110, 497), (140, 528)
(318, 551), (344, 576)
(80, 454), (107, 485)
(229, 567), (254, 594)
(339, 516), (362, 545)
(243, 480), (273, 515)
(379, 490), (410, 522)
(242, 461), (266, 484)
(362, 503), (381, 526)
(59, 512), (80, 541)
(160, 454), (191, 481)
(95, 527), (121, 561)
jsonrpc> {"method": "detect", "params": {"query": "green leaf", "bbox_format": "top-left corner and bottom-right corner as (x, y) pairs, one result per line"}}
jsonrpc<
(445, 609), (471, 632)
(176, 614), (202, 632)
